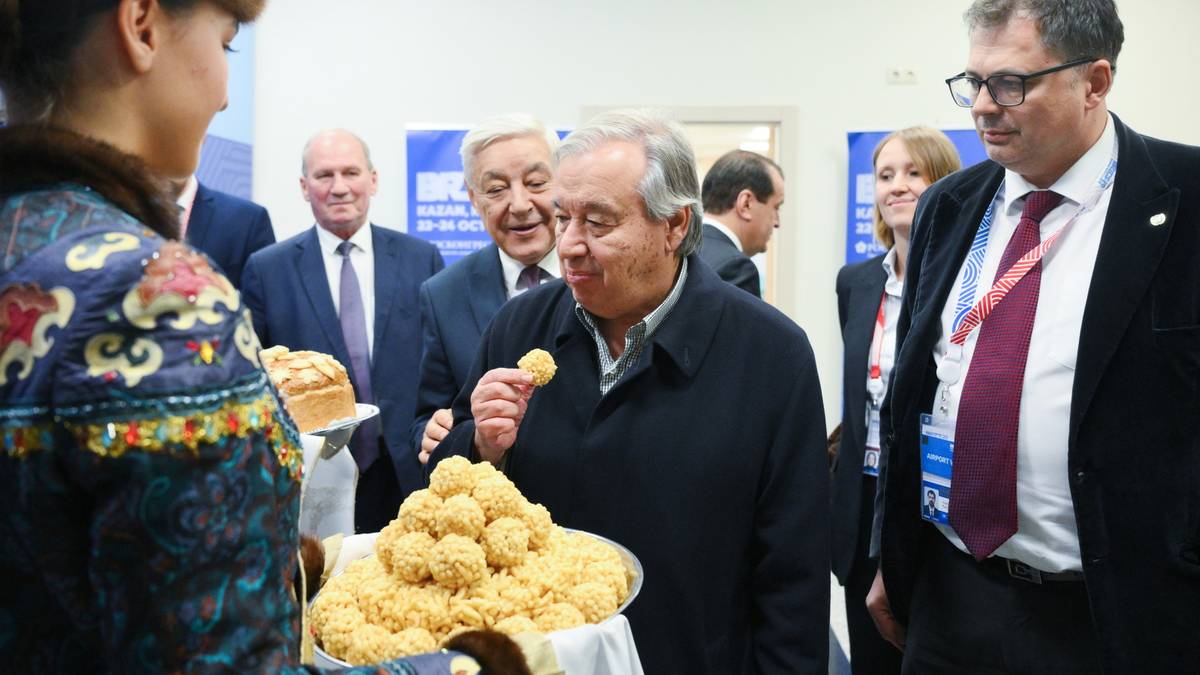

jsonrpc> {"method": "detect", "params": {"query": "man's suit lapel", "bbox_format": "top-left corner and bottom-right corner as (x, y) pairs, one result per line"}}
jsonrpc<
(845, 261), (887, 451)
(1070, 118), (1178, 447)
(296, 227), (353, 367)
(185, 183), (216, 251)
(372, 225), (415, 379)
(896, 166), (1003, 425)
(468, 244), (508, 334)
(552, 301), (602, 428)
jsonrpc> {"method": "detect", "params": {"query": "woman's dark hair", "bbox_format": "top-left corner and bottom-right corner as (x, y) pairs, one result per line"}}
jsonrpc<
(0, 0), (264, 123)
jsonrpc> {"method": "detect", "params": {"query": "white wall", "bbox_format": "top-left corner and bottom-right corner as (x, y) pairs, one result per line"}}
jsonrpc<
(252, 0), (1200, 428)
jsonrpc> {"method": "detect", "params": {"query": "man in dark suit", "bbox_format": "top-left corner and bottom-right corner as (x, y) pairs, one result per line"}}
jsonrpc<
(697, 149), (785, 297)
(429, 109), (830, 674)
(412, 114), (559, 464)
(242, 129), (444, 532)
(870, 2), (1200, 672)
(175, 177), (275, 289)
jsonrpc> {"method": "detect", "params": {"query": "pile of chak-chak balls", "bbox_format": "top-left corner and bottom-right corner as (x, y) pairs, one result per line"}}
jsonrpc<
(310, 456), (632, 665)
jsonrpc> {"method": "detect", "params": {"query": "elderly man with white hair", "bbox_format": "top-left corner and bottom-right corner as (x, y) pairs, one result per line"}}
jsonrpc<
(427, 109), (830, 673)
(412, 114), (560, 463)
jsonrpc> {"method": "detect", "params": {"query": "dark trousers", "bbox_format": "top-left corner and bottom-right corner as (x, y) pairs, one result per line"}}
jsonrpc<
(902, 530), (1102, 675)
(845, 475), (903, 675)
(354, 439), (402, 533)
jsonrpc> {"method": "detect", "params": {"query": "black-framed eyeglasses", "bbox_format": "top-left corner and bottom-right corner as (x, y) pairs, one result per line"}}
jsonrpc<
(945, 57), (1097, 107)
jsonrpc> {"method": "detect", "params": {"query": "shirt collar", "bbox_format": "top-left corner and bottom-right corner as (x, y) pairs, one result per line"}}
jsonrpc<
(498, 245), (561, 294)
(881, 246), (903, 297)
(175, 175), (198, 210)
(702, 217), (743, 253)
(1002, 112), (1116, 214)
(316, 221), (374, 257)
(575, 257), (690, 343)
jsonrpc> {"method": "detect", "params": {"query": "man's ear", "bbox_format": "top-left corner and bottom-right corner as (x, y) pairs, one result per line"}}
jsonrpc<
(299, 177), (311, 202)
(114, 0), (165, 74)
(665, 206), (690, 254)
(735, 189), (756, 221)
(1083, 59), (1114, 110)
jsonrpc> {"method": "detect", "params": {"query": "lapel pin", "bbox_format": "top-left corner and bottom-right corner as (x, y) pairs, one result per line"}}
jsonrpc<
(1150, 213), (1167, 226)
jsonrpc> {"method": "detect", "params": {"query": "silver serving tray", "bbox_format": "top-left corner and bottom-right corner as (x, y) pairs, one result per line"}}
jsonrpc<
(310, 527), (643, 669)
(304, 403), (380, 437)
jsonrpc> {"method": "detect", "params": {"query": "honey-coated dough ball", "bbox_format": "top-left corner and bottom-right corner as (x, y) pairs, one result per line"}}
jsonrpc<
(494, 615), (538, 635)
(429, 534), (487, 589)
(588, 559), (630, 602)
(520, 501), (554, 550)
(429, 455), (478, 498)
(379, 530), (435, 584)
(436, 494), (486, 540)
(397, 488), (442, 535)
(481, 517), (530, 568)
(534, 602), (586, 632)
(342, 623), (394, 664)
(566, 581), (620, 623)
(391, 627), (438, 657)
(374, 519), (407, 573)
(517, 348), (557, 386)
(472, 474), (524, 522)
(469, 459), (500, 483)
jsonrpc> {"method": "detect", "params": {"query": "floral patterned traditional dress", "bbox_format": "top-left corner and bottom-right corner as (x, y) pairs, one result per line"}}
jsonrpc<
(0, 127), (479, 674)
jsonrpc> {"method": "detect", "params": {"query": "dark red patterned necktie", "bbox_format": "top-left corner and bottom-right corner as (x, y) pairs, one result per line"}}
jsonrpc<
(950, 190), (1063, 561)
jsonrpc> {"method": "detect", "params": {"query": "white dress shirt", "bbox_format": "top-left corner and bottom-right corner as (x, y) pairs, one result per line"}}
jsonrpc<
(175, 175), (199, 239)
(869, 246), (904, 407)
(702, 217), (744, 253)
(498, 246), (560, 299)
(932, 114), (1117, 572)
(316, 223), (376, 356)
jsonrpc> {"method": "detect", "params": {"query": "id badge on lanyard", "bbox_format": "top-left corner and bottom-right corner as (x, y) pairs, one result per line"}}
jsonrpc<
(920, 413), (953, 524)
(919, 135), (1118, 523)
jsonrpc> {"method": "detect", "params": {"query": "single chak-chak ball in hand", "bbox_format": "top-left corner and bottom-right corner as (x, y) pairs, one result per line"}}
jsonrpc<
(517, 348), (556, 386)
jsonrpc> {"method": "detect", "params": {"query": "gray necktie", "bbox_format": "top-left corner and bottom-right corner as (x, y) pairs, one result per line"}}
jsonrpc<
(336, 241), (379, 470)
(516, 265), (547, 291)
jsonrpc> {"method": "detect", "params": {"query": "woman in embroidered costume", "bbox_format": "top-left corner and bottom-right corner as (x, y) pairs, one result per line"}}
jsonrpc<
(0, 2), (528, 673)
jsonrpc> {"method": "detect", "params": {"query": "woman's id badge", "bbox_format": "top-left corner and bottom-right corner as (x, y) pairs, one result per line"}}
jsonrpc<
(863, 405), (881, 476)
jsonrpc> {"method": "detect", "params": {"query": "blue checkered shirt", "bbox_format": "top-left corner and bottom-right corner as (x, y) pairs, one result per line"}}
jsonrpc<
(574, 258), (689, 395)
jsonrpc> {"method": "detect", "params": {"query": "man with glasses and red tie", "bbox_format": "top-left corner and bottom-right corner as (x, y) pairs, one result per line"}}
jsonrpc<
(867, 1), (1200, 672)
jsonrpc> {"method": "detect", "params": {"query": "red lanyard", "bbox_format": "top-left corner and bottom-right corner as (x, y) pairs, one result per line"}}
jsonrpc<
(868, 293), (887, 380)
(949, 225), (1069, 347)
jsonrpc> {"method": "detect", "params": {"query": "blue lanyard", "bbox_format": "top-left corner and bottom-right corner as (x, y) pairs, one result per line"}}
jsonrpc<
(951, 200), (995, 333)
(950, 136), (1119, 336)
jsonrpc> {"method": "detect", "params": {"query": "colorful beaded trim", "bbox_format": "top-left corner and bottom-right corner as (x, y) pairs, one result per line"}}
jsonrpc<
(3, 393), (303, 480)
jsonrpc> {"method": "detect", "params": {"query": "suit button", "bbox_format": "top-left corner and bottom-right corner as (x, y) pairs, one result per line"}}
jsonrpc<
(1087, 556), (1105, 565)
(1074, 470), (1086, 484)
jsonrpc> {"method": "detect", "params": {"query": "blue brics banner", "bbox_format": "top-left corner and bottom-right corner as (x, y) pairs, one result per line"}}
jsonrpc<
(406, 128), (485, 266)
(845, 129), (989, 264)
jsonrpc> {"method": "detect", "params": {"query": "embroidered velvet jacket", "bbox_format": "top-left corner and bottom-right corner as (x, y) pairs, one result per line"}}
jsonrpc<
(0, 127), (476, 674)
